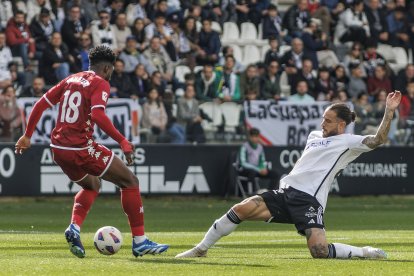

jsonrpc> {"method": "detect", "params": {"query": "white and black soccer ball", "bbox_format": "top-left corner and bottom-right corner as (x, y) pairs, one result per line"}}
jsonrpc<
(93, 226), (123, 255)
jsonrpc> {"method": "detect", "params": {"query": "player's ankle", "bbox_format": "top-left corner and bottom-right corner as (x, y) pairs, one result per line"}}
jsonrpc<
(133, 235), (147, 244)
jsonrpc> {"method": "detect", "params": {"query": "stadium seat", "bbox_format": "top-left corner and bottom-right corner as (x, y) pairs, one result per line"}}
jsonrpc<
(240, 22), (257, 41)
(193, 65), (203, 74)
(280, 71), (291, 98)
(279, 45), (291, 56)
(174, 65), (191, 83)
(222, 22), (239, 43)
(257, 23), (263, 40)
(261, 44), (271, 60)
(233, 162), (260, 198)
(242, 45), (261, 66)
(229, 44), (243, 63)
(199, 102), (223, 133)
(220, 102), (241, 133)
(211, 21), (222, 34)
(390, 47), (408, 74)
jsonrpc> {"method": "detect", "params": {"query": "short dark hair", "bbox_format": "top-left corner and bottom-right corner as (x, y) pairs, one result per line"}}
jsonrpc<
(249, 128), (260, 136)
(328, 103), (356, 125)
(88, 45), (116, 67)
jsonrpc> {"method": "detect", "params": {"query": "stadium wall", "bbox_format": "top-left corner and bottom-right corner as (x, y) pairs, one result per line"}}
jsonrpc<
(0, 144), (412, 196)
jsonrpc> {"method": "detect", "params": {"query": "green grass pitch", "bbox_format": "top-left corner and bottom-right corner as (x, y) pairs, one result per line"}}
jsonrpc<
(0, 196), (413, 275)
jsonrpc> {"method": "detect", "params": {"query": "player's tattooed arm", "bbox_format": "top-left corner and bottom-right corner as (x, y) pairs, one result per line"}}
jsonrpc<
(362, 91), (401, 149)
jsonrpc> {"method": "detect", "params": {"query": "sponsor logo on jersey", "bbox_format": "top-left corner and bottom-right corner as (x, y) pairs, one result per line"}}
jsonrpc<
(102, 91), (108, 102)
(66, 76), (90, 87)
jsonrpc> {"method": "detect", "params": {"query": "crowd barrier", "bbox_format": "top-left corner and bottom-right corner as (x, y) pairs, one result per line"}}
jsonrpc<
(0, 144), (412, 196)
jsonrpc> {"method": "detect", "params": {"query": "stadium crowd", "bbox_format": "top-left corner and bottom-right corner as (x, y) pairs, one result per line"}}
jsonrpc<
(0, 0), (414, 144)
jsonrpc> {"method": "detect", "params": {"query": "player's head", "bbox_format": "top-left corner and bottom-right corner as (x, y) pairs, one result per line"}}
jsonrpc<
(248, 128), (261, 145)
(88, 45), (116, 81)
(321, 103), (356, 137)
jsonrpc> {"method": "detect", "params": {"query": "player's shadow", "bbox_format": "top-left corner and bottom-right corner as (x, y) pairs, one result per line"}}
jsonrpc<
(131, 258), (273, 268)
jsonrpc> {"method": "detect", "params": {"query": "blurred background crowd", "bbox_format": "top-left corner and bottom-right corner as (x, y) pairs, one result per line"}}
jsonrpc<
(1, 0), (414, 145)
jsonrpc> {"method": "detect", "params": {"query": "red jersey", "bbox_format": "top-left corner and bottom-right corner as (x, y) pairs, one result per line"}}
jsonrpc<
(43, 71), (110, 149)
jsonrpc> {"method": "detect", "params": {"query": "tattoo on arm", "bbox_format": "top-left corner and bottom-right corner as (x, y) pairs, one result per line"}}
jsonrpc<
(362, 109), (394, 149)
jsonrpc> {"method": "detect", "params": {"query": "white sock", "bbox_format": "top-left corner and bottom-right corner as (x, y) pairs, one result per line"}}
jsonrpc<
(197, 209), (241, 251)
(70, 223), (80, 233)
(330, 243), (364, 258)
(133, 235), (147, 244)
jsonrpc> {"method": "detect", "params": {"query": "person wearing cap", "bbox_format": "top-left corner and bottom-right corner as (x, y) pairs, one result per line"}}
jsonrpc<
(112, 12), (132, 52)
(30, 7), (56, 59)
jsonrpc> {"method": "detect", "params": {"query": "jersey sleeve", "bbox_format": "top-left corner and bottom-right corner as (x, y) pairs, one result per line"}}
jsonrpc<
(90, 80), (110, 110)
(347, 134), (373, 153)
(43, 80), (66, 106)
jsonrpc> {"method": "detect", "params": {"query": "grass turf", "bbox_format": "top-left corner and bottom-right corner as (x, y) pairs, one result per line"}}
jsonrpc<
(0, 196), (413, 275)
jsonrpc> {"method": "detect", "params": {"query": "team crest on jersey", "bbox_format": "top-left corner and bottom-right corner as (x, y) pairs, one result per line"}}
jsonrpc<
(102, 91), (108, 102)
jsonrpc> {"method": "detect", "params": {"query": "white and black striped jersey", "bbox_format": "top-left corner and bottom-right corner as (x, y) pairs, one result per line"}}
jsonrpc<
(280, 130), (372, 210)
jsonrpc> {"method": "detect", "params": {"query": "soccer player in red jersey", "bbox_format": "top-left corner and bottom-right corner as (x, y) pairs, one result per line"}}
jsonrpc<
(15, 46), (169, 258)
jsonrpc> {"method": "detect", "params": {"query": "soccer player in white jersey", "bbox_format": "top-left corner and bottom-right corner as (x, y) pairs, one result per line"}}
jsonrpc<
(176, 91), (401, 259)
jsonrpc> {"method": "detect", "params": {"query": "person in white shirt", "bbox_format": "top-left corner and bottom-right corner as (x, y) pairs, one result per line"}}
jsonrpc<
(176, 91), (402, 259)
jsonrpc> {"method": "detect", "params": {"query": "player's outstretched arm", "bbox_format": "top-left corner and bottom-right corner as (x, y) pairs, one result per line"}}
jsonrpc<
(362, 91), (402, 149)
(91, 107), (135, 165)
(15, 97), (51, 154)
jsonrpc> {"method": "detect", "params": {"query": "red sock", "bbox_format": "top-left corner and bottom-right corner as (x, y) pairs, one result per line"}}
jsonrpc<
(121, 187), (145, 236)
(71, 189), (98, 227)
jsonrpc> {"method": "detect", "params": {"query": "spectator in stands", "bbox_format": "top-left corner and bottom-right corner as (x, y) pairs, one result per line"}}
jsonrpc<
(177, 84), (206, 143)
(8, 61), (25, 95)
(67, 0), (99, 25)
(145, 12), (176, 61)
(200, 0), (221, 23)
(237, 127), (279, 191)
(307, 0), (332, 37)
(167, 12), (181, 62)
(394, 64), (414, 93)
(196, 18), (221, 66)
(343, 42), (367, 77)
(20, 76), (46, 97)
(353, 92), (374, 134)
(218, 46), (245, 73)
(91, 10), (118, 51)
(290, 58), (317, 97)
(142, 88), (169, 142)
(149, 70), (167, 97)
(130, 17), (147, 52)
(30, 7), (55, 59)
(163, 92), (186, 144)
(118, 35), (149, 74)
(216, 55), (241, 102)
(264, 36), (280, 66)
(300, 18), (329, 69)
(61, 5), (87, 51)
(315, 66), (336, 101)
(50, 0), (66, 31)
(195, 63), (220, 102)
(113, 13), (132, 52)
(106, 0), (124, 25)
(362, 39), (387, 76)
(73, 32), (92, 71)
(235, 0), (249, 26)
(109, 59), (137, 98)
(0, 85), (22, 142)
(130, 63), (150, 102)
(5, 10), (36, 69)
(40, 32), (76, 85)
(0, 32), (13, 90)
(0, 0), (13, 31)
(279, 38), (312, 83)
(260, 60), (281, 100)
(332, 89), (350, 103)
(142, 36), (173, 82)
(386, 7), (410, 50)
(367, 64), (392, 97)
(26, 0), (53, 25)
(365, 0), (389, 45)
(262, 4), (284, 41)
(240, 64), (260, 101)
(348, 61), (367, 100)
(334, 0), (370, 44)
(282, 0), (310, 38)
(126, 0), (150, 26)
(332, 64), (349, 92)
(288, 80), (315, 102)
(178, 16), (200, 69)
(148, 0), (168, 21)
(399, 81), (414, 127)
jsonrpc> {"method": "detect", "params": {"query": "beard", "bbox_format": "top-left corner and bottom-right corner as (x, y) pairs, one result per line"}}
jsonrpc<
(322, 129), (339, 138)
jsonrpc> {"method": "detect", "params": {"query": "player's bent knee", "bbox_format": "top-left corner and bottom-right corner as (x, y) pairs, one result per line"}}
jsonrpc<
(232, 196), (262, 220)
(308, 243), (329, 258)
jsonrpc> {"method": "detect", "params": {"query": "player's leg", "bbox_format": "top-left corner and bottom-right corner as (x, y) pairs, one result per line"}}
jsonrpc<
(175, 195), (272, 258)
(65, 175), (101, 258)
(305, 228), (387, 259)
(101, 155), (169, 257)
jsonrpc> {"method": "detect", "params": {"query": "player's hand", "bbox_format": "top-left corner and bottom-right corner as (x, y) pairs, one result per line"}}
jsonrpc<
(15, 135), (31, 155)
(386, 90), (402, 111)
(120, 139), (135, 165)
(259, 169), (268, 176)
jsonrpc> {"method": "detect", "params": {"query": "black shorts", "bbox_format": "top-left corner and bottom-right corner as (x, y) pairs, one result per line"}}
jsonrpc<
(260, 187), (325, 235)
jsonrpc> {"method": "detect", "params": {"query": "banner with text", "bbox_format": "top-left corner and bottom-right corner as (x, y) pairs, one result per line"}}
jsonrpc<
(244, 101), (354, 146)
(17, 98), (141, 144)
(0, 145), (412, 196)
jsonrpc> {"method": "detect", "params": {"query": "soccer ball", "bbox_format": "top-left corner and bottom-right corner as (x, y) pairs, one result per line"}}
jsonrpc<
(93, 226), (123, 255)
